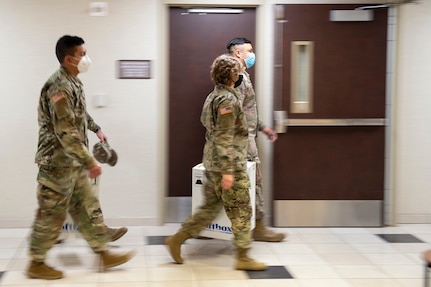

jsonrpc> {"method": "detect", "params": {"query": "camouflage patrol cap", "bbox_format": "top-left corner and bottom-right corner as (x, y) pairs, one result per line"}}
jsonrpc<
(92, 142), (118, 166)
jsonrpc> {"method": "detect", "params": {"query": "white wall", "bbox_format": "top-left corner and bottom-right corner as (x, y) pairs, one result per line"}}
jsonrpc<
(0, 0), (429, 227)
(395, 1), (431, 223)
(0, 0), (161, 226)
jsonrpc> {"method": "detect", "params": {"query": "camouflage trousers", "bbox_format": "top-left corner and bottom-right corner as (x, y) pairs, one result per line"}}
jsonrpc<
(181, 170), (252, 249)
(29, 165), (109, 262)
(247, 135), (264, 221)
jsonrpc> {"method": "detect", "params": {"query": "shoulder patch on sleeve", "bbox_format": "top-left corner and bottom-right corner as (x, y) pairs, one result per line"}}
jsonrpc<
(51, 92), (66, 103)
(220, 106), (233, 115)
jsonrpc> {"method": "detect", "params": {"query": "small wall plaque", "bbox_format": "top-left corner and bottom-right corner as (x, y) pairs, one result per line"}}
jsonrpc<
(117, 60), (151, 79)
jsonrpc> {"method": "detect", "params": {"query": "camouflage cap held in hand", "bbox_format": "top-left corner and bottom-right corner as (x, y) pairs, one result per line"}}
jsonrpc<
(92, 142), (118, 166)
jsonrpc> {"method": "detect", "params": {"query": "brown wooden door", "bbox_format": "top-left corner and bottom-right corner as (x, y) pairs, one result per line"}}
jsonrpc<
(273, 4), (387, 226)
(168, 7), (256, 197)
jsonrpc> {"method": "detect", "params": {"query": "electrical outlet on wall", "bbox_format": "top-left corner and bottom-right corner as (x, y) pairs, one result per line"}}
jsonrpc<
(89, 2), (109, 16)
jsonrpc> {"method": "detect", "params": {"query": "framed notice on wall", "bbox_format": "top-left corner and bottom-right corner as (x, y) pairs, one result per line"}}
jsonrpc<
(117, 60), (151, 79)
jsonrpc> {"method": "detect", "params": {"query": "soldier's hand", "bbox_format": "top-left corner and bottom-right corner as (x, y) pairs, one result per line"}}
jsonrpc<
(96, 129), (108, 143)
(221, 174), (234, 190)
(263, 127), (278, 142)
(88, 164), (102, 178)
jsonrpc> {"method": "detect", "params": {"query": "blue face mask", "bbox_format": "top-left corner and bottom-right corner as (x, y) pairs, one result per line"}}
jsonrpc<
(244, 52), (256, 68)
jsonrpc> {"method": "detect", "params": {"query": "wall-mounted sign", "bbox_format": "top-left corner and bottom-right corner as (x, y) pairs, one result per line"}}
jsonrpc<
(117, 60), (151, 79)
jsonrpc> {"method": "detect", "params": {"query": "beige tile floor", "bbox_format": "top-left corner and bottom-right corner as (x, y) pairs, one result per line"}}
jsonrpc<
(0, 223), (430, 287)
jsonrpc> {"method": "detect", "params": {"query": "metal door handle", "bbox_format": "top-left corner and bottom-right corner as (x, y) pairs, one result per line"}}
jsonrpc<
(274, 111), (385, 132)
(283, 118), (386, 126)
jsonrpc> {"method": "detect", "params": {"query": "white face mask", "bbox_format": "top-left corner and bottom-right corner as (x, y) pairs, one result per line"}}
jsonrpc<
(73, 55), (92, 73)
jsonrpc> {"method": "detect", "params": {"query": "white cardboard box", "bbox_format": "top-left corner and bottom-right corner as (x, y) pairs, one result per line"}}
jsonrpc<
(192, 162), (256, 240)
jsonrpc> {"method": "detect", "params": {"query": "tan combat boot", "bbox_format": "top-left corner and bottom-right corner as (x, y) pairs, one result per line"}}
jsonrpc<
(252, 219), (285, 242)
(107, 226), (128, 242)
(26, 261), (64, 280)
(165, 231), (192, 264)
(235, 248), (267, 271)
(98, 250), (136, 271)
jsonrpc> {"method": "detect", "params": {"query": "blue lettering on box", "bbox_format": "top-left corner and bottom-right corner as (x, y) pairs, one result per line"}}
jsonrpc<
(206, 223), (232, 234)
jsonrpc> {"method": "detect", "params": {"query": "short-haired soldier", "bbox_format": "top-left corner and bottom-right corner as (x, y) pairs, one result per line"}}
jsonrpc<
(27, 35), (134, 280)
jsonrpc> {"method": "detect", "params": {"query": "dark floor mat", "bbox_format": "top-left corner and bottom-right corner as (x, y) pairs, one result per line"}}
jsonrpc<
(246, 266), (293, 279)
(376, 234), (425, 243)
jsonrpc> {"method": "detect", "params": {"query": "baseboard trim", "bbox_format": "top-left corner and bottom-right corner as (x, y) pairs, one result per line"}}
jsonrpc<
(0, 217), (161, 228)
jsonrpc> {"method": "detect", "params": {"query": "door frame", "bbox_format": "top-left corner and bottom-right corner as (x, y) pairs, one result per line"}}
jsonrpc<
(159, 2), (268, 223)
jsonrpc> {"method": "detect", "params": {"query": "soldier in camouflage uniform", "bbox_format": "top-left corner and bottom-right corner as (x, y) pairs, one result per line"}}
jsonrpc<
(165, 54), (266, 271)
(27, 35), (134, 280)
(227, 37), (285, 242)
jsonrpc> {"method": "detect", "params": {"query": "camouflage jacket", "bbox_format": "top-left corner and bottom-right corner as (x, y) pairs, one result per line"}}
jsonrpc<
(200, 84), (248, 174)
(35, 66), (100, 168)
(235, 70), (265, 136)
